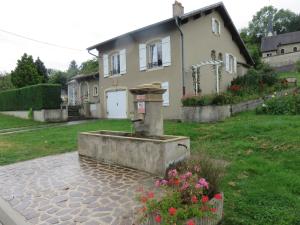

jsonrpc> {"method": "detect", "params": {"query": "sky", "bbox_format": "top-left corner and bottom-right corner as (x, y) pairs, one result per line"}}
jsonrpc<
(0, 0), (299, 73)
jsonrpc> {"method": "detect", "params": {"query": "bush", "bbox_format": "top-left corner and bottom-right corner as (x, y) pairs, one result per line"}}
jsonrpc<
(256, 92), (300, 115)
(296, 60), (300, 73)
(0, 84), (62, 111)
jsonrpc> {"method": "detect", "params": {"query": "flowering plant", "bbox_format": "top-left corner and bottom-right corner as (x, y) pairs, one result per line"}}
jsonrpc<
(137, 168), (223, 225)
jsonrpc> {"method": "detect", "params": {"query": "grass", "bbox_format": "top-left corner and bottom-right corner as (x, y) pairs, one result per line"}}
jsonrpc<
(0, 113), (299, 224)
(278, 71), (300, 86)
(0, 113), (42, 130)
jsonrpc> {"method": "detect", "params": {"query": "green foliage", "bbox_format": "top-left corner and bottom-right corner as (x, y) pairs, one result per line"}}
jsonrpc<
(48, 70), (68, 89)
(0, 73), (14, 91)
(79, 58), (99, 74)
(28, 108), (33, 120)
(66, 60), (79, 78)
(256, 93), (300, 115)
(35, 57), (48, 83)
(295, 60), (300, 73)
(0, 84), (61, 111)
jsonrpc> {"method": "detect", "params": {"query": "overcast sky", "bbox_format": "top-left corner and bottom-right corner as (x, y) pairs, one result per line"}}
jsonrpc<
(0, 0), (299, 73)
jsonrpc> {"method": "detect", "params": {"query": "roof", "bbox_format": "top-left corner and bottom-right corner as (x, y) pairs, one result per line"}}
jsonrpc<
(69, 72), (99, 82)
(261, 31), (300, 52)
(87, 2), (254, 65)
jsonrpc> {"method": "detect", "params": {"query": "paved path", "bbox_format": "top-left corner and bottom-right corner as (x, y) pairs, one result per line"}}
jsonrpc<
(0, 152), (155, 225)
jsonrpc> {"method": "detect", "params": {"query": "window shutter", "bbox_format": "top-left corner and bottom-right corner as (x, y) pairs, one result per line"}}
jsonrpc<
(120, 49), (126, 75)
(225, 53), (230, 72)
(162, 36), (171, 66)
(162, 82), (169, 106)
(212, 18), (215, 33)
(234, 56), (237, 73)
(139, 44), (147, 71)
(103, 54), (109, 77)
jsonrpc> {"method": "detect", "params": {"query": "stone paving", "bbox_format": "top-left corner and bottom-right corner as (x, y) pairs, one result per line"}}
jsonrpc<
(0, 152), (156, 225)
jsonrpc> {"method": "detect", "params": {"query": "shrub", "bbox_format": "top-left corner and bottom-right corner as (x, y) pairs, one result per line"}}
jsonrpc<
(0, 84), (61, 111)
(256, 92), (300, 115)
(211, 93), (233, 105)
(296, 60), (300, 73)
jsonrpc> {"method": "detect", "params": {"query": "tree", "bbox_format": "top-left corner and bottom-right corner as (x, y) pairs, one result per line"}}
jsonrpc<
(286, 14), (300, 32)
(273, 9), (297, 34)
(66, 60), (79, 78)
(48, 69), (68, 90)
(11, 53), (42, 88)
(35, 57), (48, 83)
(79, 58), (99, 74)
(0, 72), (14, 91)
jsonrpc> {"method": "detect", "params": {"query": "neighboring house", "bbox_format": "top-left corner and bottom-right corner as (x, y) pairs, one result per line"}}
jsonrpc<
(261, 31), (300, 70)
(87, 1), (254, 119)
(67, 72), (100, 118)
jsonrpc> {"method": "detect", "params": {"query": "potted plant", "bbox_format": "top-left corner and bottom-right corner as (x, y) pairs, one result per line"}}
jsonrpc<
(137, 156), (225, 225)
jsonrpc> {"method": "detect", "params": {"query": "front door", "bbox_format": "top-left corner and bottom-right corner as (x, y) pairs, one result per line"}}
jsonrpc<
(106, 90), (127, 118)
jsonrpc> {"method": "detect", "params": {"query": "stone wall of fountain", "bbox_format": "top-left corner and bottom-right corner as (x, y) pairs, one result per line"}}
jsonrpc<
(78, 83), (190, 176)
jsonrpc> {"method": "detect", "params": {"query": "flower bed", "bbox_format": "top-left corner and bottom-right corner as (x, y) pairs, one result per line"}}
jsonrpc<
(137, 155), (225, 225)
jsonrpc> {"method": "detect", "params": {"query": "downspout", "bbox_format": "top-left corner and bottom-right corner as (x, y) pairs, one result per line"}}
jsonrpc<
(175, 16), (185, 96)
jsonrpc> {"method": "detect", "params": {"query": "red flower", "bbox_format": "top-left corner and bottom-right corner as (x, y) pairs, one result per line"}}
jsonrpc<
(168, 207), (177, 216)
(140, 196), (148, 203)
(214, 193), (222, 200)
(211, 208), (217, 213)
(186, 220), (196, 225)
(173, 178), (180, 186)
(191, 195), (198, 203)
(147, 192), (154, 199)
(155, 215), (162, 223)
(202, 195), (209, 203)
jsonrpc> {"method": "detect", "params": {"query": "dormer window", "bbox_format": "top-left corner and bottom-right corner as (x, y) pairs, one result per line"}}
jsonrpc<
(212, 18), (221, 35)
(148, 41), (162, 69)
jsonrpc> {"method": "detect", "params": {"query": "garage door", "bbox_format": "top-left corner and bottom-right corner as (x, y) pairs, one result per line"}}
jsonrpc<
(106, 90), (127, 118)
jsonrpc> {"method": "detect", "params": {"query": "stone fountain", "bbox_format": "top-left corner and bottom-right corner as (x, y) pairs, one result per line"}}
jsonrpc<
(78, 83), (190, 176)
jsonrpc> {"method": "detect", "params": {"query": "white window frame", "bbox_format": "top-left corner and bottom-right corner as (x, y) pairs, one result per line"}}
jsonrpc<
(147, 41), (163, 69)
(110, 52), (121, 76)
(212, 18), (221, 35)
(93, 85), (99, 97)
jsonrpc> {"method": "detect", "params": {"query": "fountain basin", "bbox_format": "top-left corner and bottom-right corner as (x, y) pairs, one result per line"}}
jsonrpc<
(78, 130), (190, 176)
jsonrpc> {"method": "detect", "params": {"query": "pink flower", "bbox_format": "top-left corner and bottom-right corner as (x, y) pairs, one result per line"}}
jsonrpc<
(185, 172), (192, 178)
(155, 180), (160, 187)
(191, 195), (198, 203)
(168, 207), (177, 216)
(195, 183), (201, 189)
(198, 178), (209, 189)
(161, 179), (168, 185)
(202, 195), (209, 203)
(168, 169), (178, 177)
(180, 182), (189, 191)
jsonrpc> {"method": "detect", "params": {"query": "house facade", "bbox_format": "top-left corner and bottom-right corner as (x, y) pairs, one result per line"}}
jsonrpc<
(88, 2), (253, 119)
(261, 31), (300, 70)
(67, 72), (100, 118)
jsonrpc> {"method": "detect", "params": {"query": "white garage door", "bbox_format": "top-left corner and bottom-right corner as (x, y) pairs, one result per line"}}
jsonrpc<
(106, 90), (127, 118)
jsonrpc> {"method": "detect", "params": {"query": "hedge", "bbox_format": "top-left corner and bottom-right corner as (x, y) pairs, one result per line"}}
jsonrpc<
(0, 84), (62, 111)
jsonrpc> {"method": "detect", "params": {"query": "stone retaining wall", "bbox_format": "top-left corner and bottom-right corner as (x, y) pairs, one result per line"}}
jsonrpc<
(0, 109), (68, 122)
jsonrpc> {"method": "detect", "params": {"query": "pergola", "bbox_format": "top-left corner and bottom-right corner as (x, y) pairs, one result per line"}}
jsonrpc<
(191, 60), (223, 95)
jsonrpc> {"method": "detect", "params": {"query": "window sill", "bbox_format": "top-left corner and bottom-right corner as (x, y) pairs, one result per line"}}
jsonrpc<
(146, 66), (164, 72)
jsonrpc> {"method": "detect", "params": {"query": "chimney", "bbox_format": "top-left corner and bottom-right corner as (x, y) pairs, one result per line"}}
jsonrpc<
(173, 1), (184, 17)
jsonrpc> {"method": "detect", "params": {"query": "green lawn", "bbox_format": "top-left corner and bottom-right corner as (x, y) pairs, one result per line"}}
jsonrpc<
(0, 113), (299, 225)
(0, 113), (42, 130)
(278, 71), (300, 86)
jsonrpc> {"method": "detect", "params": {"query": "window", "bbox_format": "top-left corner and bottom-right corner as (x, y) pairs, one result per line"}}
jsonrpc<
(148, 41), (162, 69)
(111, 53), (120, 75)
(294, 47), (298, 52)
(93, 86), (98, 97)
(212, 18), (221, 35)
(266, 53), (272, 57)
(218, 53), (223, 61)
(281, 49), (285, 54)
(225, 53), (236, 74)
(211, 50), (216, 60)
(229, 55), (234, 73)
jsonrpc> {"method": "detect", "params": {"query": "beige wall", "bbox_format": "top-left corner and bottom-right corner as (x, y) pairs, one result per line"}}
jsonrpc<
(263, 51), (300, 67)
(263, 43), (300, 58)
(182, 10), (248, 96)
(98, 26), (182, 119)
(97, 10), (250, 119)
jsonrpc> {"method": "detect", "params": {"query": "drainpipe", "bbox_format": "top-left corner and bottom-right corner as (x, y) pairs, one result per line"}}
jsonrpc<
(175, 17), (185, 96)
